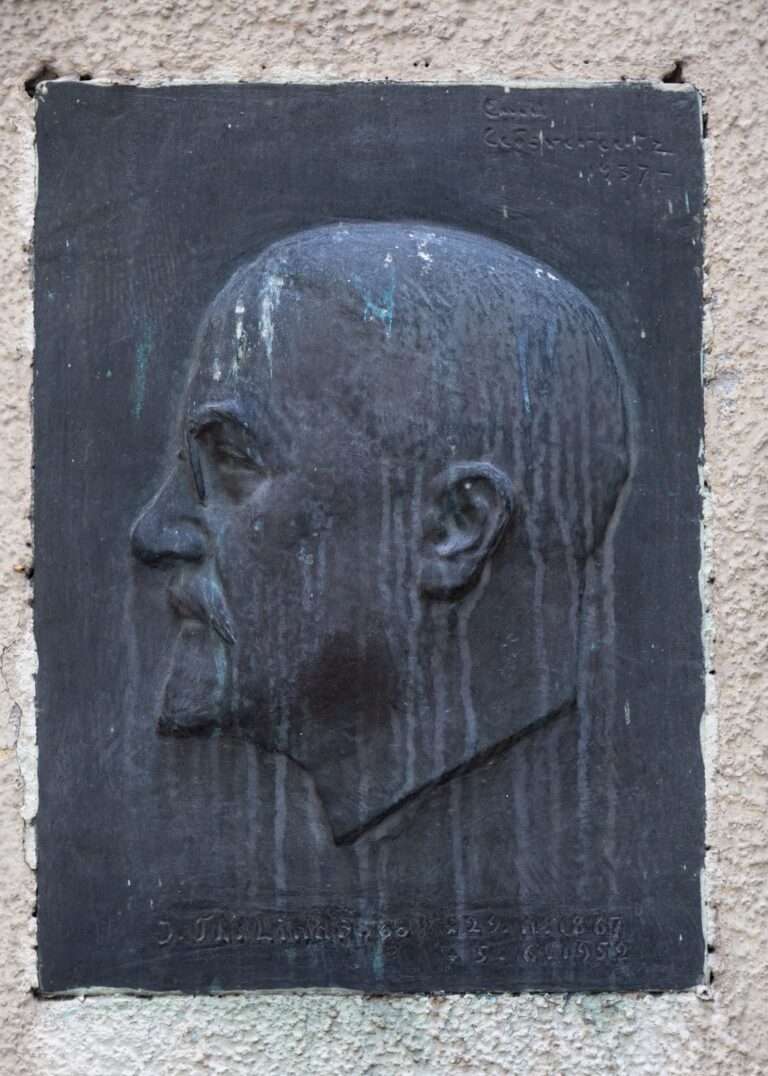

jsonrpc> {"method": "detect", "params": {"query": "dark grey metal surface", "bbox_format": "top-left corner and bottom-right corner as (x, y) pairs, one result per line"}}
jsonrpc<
(34, 82), (705, 994)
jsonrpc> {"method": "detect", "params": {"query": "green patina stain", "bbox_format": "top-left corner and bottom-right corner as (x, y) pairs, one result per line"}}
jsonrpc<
(133, 316), (155, 418)
(353, 271), (395, 336)
(298, 547), (314, 569)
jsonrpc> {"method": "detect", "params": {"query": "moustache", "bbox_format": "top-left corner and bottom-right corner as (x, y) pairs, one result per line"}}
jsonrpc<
(168, 569), (236, 645)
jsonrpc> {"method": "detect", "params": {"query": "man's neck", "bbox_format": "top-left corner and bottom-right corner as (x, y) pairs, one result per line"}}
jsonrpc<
(303, 694), (578, 845)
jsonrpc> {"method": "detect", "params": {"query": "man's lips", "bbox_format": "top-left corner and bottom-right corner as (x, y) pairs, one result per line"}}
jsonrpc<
(167, 579), (236, 645)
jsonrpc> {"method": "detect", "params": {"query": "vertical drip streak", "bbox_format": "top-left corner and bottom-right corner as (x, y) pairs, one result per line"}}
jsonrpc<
(457, 561), (492, 756)
(547, 315), (580, 874)
(404, 465), (424, 790)
(601, 531), (619, 900)
(513, 746), (533, 903)
(576, 558), (598, 901)
(373, 841), (390, 981)
(355, 495), (371, 899)
(515, 325), (548, 712)
(273, 604), (289, 900)
(393, 464), (410, 795)
(274, 753), (287, 897)
(430, 606), (450, 774)
(517, 327), (532, 418)
(576, 328), (597, 901)
(450, 781), (467, 959)
(378, 460), (402, 772)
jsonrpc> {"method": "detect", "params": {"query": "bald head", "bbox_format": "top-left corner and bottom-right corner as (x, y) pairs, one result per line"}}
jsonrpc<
(190, 222), (629, 559)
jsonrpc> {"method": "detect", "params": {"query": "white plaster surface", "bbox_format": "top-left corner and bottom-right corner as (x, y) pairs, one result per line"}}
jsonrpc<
(0, 1), (765, 1072)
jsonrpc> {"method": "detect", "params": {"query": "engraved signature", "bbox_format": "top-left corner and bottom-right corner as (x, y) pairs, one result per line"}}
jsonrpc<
(482, 96), (676, 186)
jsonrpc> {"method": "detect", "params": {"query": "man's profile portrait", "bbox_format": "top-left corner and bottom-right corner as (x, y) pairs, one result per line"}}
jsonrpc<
(131, 222), (630, 843)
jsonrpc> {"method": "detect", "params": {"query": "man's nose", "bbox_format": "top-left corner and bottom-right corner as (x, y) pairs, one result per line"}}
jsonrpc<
(130, 467), (208, 567)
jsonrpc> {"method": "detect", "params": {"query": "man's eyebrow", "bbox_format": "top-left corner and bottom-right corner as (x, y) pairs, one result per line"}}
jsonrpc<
(188, 401), (253, 437)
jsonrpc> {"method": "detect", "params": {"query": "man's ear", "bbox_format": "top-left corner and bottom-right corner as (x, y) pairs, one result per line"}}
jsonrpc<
(419, 461), (514, 600)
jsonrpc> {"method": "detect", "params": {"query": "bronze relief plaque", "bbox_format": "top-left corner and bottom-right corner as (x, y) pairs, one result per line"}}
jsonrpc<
(34, 82), (705, 993)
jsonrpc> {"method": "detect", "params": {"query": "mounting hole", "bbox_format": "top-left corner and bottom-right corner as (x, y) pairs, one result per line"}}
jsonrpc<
(24, 63), (60, 98)
(662, 60), (685, 84)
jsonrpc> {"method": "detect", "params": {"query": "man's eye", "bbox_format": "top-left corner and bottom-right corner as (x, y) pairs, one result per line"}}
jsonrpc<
(213, 443), (254, 468)
(194, 423), (268, 499)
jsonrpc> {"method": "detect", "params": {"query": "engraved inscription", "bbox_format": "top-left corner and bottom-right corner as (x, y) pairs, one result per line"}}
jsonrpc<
(155, 908), (631, 968)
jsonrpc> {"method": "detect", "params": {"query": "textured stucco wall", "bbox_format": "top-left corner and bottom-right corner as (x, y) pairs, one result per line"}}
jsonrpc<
(0, 1), (765, 1072)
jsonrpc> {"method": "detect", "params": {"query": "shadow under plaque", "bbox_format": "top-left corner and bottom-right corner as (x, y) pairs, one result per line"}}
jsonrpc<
(33, 82), (705, 994)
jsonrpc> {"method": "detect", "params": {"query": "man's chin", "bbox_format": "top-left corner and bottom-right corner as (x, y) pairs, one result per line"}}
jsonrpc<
(157, 621), (231, 734)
